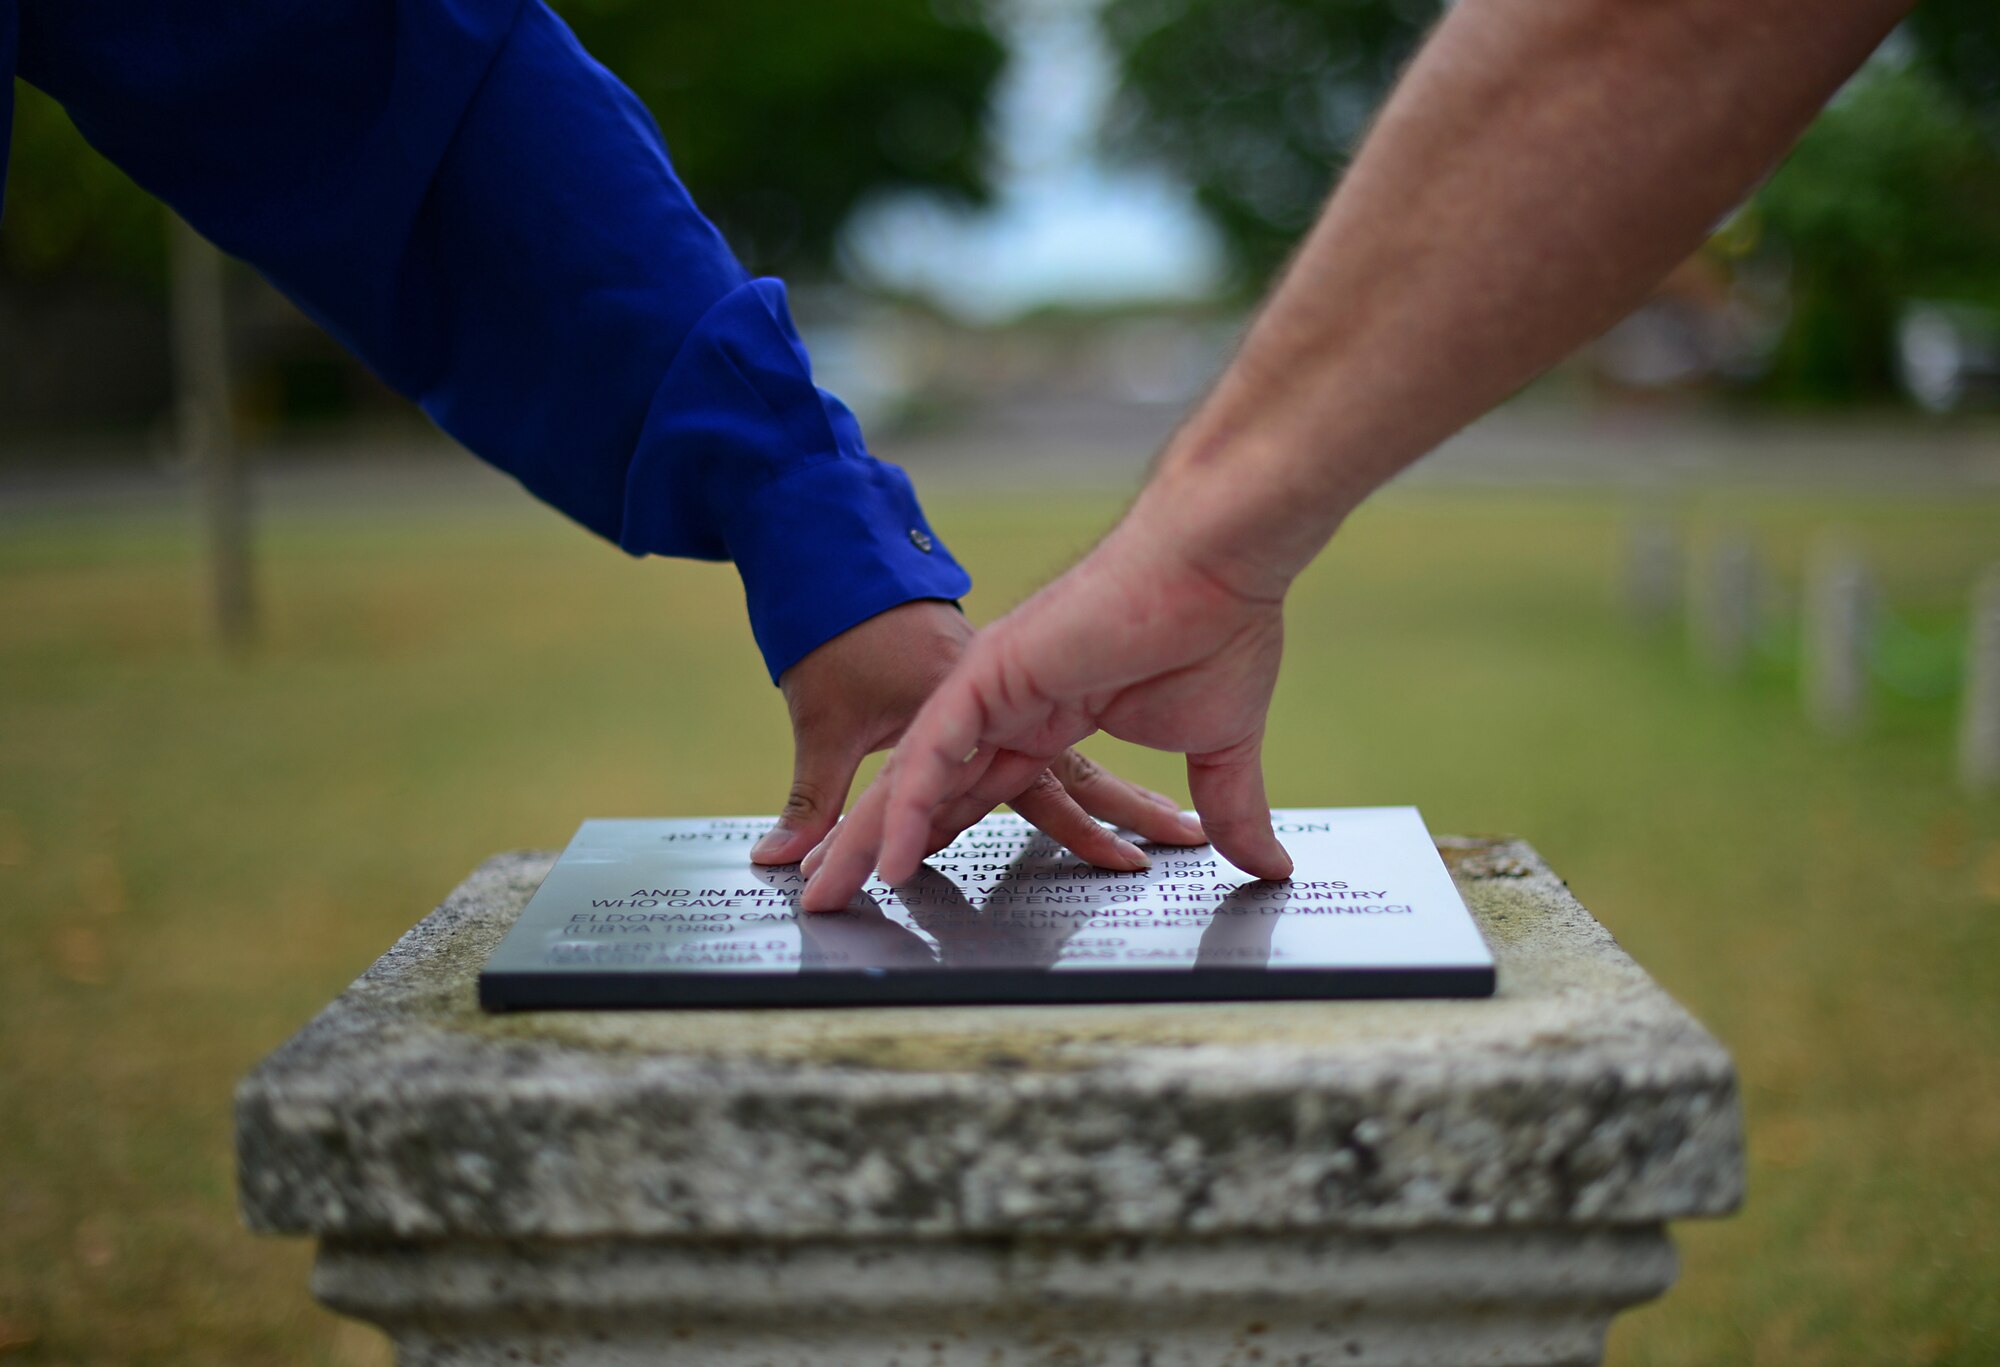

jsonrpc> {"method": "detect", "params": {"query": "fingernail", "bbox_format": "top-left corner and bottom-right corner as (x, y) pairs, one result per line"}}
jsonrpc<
(800, 842), (827, 877)
(751, 825), (798, 863)
(1114, 838), (1151, 870)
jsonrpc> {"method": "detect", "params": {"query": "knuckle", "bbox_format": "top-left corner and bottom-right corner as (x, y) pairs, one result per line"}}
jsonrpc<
(1026, 769), (1068, 802)
(783, 782), (829, 821)
(1060, 750), (1103, 790)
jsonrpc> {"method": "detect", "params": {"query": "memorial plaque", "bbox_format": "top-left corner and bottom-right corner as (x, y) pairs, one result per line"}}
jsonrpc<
(478, 807), (1495, 1010)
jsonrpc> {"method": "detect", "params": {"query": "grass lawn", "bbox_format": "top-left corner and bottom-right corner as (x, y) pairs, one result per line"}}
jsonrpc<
(1, 480), (1996, 1365)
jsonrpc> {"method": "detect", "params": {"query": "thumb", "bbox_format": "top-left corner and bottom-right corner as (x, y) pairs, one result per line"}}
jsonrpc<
(1185, 738), (1293, 882)
(752, 729), (864, 865)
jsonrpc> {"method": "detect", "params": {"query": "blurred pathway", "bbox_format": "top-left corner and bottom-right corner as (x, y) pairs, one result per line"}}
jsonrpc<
(876, 396), (2000, 496)
(5, 400), (2000, 526)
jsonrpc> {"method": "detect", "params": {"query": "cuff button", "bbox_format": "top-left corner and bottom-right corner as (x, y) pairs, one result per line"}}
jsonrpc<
(907, 528), (935, 553)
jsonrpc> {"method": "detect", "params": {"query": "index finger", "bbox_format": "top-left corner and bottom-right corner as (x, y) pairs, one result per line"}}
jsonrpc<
(874, 673), (991, 886)
(799, 772), (892, 912)
(800, 730), (1000, 910)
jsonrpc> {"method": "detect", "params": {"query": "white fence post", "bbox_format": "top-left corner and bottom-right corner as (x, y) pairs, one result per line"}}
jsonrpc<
(1959, 565), (2000, 794)
(1802, 535), (1871, 736)
(1692, 534), (1759, 678)
(1624, 518), (1682, 629)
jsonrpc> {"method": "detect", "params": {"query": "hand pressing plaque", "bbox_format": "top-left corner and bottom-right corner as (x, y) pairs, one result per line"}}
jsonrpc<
(478, 807), (1495, 1010)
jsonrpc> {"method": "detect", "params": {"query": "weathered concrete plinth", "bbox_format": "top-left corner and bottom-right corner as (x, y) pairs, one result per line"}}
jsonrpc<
(238, 839), (1742, 1366)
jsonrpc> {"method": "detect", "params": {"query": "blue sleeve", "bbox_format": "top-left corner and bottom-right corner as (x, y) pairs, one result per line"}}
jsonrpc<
(9, 0), (970, 681)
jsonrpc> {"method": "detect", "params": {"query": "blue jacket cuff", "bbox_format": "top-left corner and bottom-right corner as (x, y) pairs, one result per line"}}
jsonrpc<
(617, 276), (971, 682)
(724, 456), (971, 682)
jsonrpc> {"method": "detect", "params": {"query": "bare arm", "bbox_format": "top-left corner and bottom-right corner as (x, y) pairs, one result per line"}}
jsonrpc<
(801, 0), (1913, 908)
(1147, 0), (1912, 597)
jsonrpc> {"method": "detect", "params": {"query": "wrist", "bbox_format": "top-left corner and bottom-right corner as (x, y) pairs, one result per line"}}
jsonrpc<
(722, 458), (970, 683)
(1126, 429), (1349, 604)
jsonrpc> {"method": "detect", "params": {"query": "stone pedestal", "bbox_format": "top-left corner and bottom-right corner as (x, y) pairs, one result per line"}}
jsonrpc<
(238, 839), (1742, 1367)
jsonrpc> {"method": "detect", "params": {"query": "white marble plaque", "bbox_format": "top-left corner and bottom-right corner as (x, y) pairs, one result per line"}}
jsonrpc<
(479, 807), (1495, 1009)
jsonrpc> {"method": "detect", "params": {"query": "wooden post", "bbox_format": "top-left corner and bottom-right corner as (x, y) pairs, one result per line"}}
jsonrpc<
(1802, 534), (1871, 736)
(1692, 534), (1759, 678)
(1624, 518), (1682, 629)
(1960, 565), (2000, 794)
(169, 213), (255, 651)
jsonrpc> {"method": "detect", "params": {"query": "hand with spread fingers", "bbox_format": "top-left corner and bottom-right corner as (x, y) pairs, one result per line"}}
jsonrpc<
(752, 598), (1207, 876)
(799, 509), (1295, 912)
(795, 0), (1912, 912)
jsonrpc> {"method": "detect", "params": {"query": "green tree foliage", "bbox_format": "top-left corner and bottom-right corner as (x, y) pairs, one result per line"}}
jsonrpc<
(1746, 55), (2000, 400)
(1909, 0), (2000, 141)
(1100, 0), (2000, 401)
(550, 0), (1002, 274)
(1100, 0), (1439, 285)
(1, 0), (1002, 285)
(1, 82), (165, 286)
